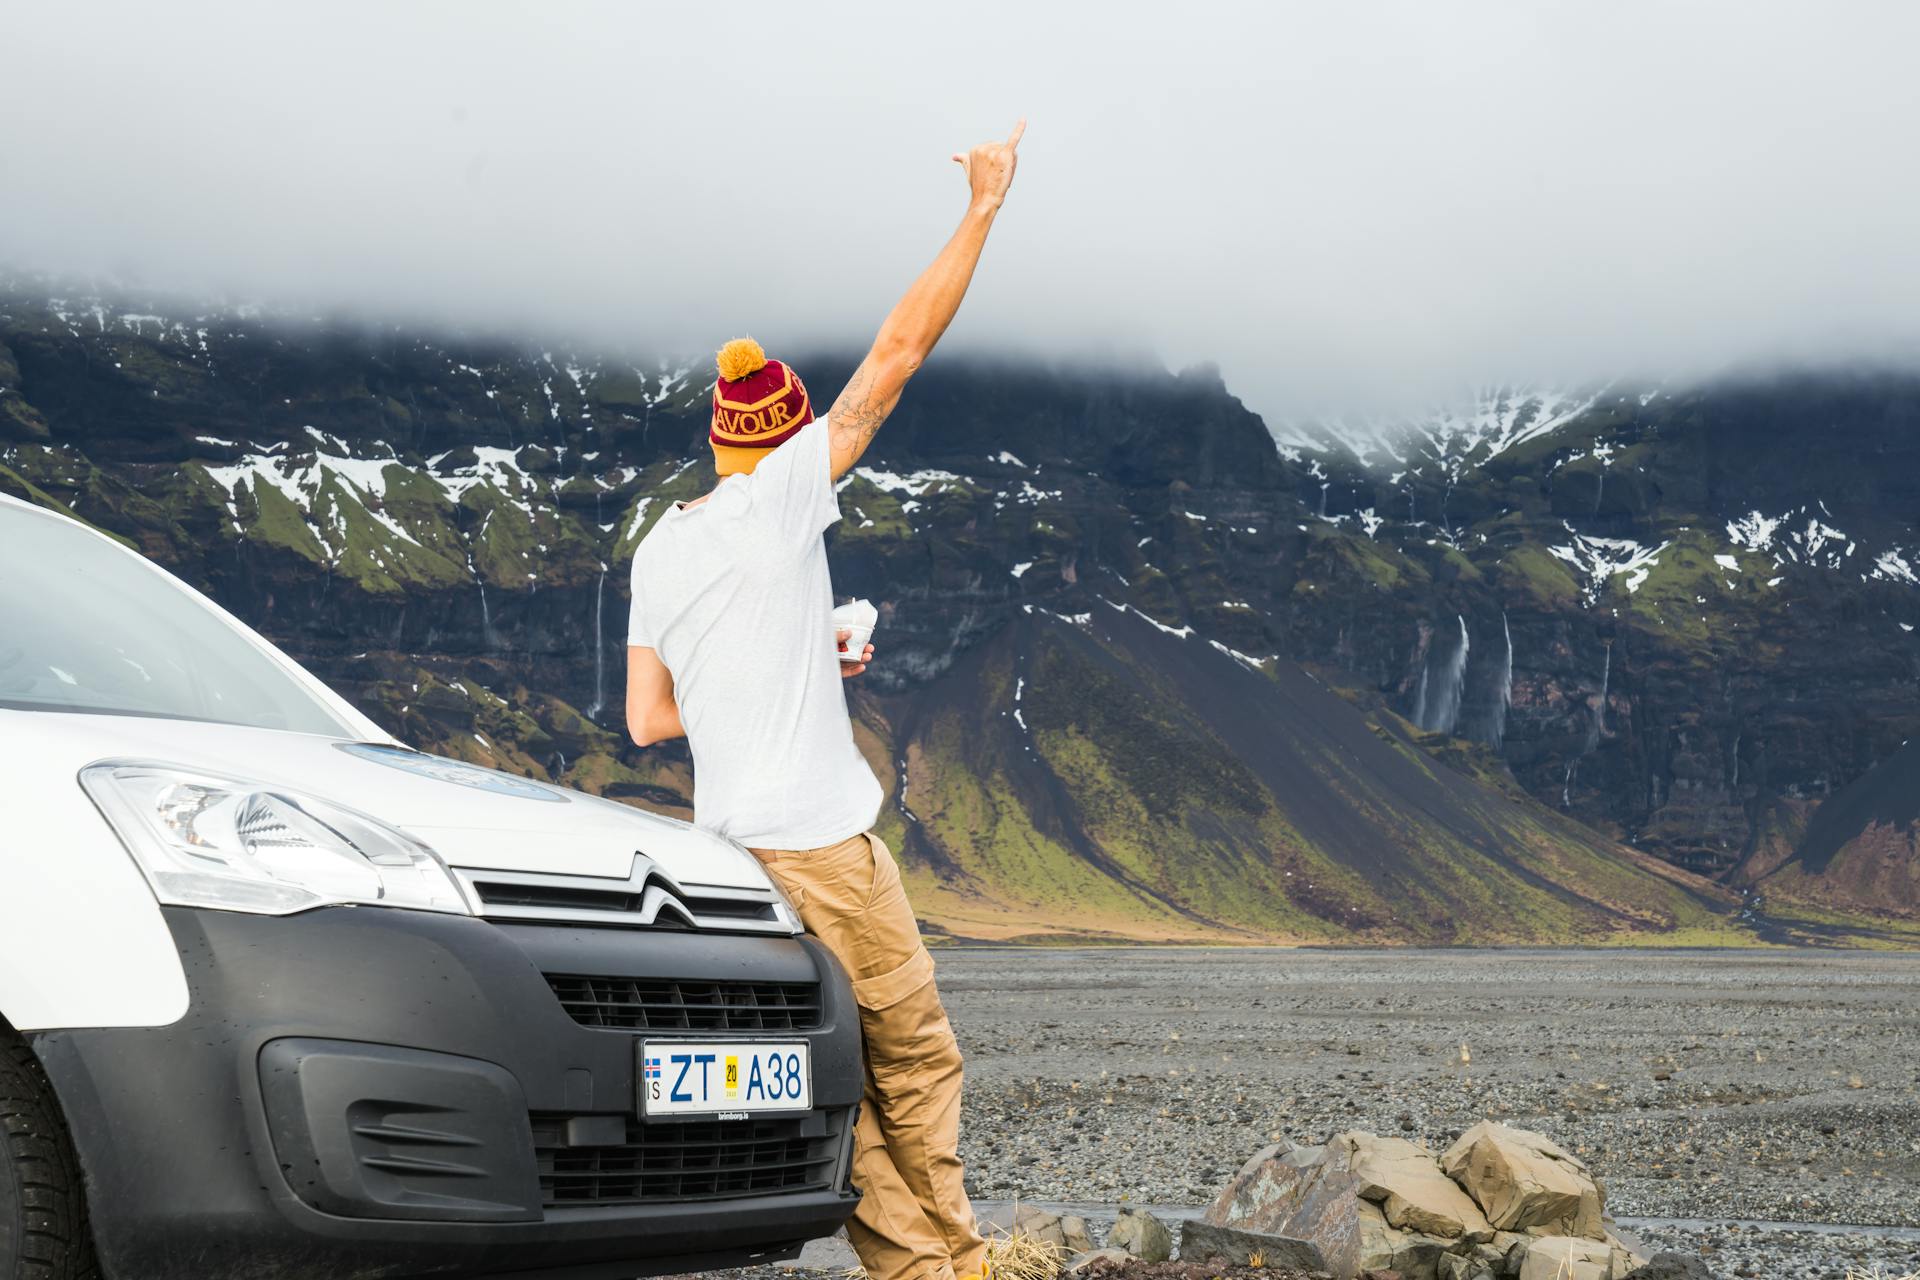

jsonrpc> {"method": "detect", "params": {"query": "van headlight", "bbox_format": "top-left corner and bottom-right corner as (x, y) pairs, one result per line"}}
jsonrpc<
(80, 760), (473, 917)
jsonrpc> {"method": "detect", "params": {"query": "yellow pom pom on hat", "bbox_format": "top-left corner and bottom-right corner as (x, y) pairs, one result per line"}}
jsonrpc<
(715, 337), (768, 382)
(710, 337), (814, 476)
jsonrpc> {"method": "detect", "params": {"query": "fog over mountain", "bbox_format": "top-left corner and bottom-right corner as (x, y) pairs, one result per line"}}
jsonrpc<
(6, 1), (1919, 419)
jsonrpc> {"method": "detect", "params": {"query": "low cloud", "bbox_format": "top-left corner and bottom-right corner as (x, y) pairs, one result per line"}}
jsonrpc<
(6, 1), (1918, 420)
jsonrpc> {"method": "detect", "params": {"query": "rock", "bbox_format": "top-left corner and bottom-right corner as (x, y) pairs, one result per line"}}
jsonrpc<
(1622, 1254), (1718, 1280)
(1348, 1198), (1462, 1280)
(1342, 1132), (1495, 1242)
(1608, 1238), (1649, 1276)
(1606, 1224), (1651, 1261)
(1206, 1138), (1376, 1274)
(1108, 1208), (1173, 1264)
(1179, 1219), (1329, 1270)
(1207, 1133), (1496, 1280)
(1439, 1253), (1496, 1280)
(1351, 1199), (1405, 1274)
(1441, 1122), (1606, 1239)
(1516, 1236), (1613, 1280)
(1010, 1205), (1068, 1251)
(1467, 1242), (1511, 1279)
(1382, 1229), (1457, 1280)
(1059, 1214), (1095, 1254)
(976, 1203), (1071, 1256)
(1066, 1247), (1135, 1274)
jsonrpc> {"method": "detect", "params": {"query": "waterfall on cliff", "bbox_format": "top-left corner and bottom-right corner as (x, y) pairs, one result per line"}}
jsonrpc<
(586, 563), (608, 722)
(1319, 483), (1330, 518)
(479, 581), (495, 651)
(1439, 615), (1471, 733)
(1594, 642), (1612, 737)
(1489, 610), (1514, 747)
(1416, 615), (1471, 734)
(1564, 641), (1614, 807)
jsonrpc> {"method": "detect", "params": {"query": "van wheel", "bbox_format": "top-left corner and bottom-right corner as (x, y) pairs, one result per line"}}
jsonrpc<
(0, 1033), (96, 1280)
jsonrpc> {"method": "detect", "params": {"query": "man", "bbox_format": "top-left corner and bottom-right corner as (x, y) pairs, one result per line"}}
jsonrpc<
(625, 121), (1023, 1280)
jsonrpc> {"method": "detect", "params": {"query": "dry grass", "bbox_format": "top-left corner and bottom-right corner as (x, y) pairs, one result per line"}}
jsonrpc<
(985, 1226), (1067, 1280)
(838, 1221), (1066, 1280)
(1847, 1269), (1920, 1280)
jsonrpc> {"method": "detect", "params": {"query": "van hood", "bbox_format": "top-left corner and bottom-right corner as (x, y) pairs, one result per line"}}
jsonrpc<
(17, 710), (767, 890)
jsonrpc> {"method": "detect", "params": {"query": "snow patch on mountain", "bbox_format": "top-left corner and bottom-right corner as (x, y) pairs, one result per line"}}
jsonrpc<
(1547, 528), (1671, 606)
(622, 497), (656, 545)
(203, 446), (429, 556)
(1273, 385), (1616, 470)
(1208, 638), (1273, 670)
(1872, 549), (1918, 585)
(1100, 595), (1195, 639)
(845, 467), (970, 498)
(1727, 505), (1867, 572)
(430, 445), (531, 503)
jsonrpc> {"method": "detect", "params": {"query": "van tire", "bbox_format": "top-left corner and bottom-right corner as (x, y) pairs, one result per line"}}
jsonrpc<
(0, 1033), (96, 1280)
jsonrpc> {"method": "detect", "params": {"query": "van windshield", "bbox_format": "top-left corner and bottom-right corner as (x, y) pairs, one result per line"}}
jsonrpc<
(0, 500), (355, 736)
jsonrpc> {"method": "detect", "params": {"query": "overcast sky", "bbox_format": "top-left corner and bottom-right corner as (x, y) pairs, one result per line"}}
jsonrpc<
(7, 1), (1918, 419)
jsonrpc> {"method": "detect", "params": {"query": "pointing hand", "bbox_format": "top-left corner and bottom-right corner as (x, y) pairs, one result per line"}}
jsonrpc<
(953, 119), (1026, 212)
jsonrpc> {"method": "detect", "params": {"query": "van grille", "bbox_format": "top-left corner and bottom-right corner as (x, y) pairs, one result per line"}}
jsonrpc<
(546, 975), (822, 1031)
(474, 882), (780, 925)
(448, 856), (795, 935)
(531, 1114), (837, 1206)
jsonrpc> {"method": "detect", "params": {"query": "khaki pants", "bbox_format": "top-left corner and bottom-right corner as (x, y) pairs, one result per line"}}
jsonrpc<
(748, 832), (987, 1280)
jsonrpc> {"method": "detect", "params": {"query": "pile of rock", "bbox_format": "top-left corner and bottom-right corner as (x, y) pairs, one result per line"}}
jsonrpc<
(994, 1204), (1172, 1273)
(1186, 1121), (1655, 1280)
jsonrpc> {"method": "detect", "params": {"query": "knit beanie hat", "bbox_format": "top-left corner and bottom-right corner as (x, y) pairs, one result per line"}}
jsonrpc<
(709, 338), (814, 475)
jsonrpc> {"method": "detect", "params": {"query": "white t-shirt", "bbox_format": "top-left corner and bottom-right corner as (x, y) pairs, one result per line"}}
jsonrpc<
(627, 418), (883, 850)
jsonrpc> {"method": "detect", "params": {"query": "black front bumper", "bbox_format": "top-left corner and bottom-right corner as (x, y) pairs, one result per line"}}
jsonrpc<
(29, 905), (863, 1280)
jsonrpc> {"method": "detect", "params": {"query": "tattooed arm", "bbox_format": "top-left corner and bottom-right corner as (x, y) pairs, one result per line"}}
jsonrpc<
(828, 120), (1025, 481)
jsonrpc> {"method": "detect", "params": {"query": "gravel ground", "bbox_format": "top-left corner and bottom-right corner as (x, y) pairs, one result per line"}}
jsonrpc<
(674, 947), (1920, 1279)
(1631, 1221), (1920, 1278)
(943, 947), (1920, 1276)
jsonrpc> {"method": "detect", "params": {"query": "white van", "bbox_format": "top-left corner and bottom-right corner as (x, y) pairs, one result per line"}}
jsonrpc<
(0, 492), (861, 1279)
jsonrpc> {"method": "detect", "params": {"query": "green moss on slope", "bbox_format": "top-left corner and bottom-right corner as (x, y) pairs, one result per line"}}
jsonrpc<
(1494, 543), (1581, 606)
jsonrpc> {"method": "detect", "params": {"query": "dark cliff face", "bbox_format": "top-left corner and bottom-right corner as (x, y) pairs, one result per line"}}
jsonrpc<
(3, 285), (1915, 936)
(1273, 379), (1920, 891)
(1748, 738), (1920, 916)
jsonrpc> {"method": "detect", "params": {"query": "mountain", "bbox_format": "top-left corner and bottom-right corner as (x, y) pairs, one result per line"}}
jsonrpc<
(1740, 737), (1920, 918)
(1271, 380), (1920, 928)
(870, 604), (1732, 943)
(3, 282), (1915, 943)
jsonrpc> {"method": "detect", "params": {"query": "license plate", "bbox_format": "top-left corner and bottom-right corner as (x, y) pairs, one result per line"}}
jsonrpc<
(640, 1041), (811, 1116)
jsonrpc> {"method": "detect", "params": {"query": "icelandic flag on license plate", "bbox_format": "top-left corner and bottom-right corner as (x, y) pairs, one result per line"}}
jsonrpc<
(643, 1055), (662, 1079)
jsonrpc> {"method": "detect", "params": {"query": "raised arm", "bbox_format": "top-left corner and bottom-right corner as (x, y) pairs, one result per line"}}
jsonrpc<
(828, 119), (1025, 481)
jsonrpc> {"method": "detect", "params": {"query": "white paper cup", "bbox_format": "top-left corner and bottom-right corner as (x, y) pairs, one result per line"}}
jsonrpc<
(834, 622), (875, 663)
(830, 598), (878, 663)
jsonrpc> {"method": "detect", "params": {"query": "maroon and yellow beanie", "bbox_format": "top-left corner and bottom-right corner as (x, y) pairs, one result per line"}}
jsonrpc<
(710, 338), (814, 476)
